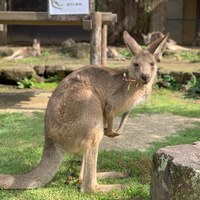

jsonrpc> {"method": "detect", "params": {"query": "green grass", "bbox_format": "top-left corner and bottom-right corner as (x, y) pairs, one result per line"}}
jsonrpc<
(130, 88), (200, 118)
(0, 111), (200, 199)
(34, 82), (59, 90)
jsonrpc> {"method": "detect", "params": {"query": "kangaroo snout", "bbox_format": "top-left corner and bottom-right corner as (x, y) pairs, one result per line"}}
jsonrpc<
(141, 74), (150, 83)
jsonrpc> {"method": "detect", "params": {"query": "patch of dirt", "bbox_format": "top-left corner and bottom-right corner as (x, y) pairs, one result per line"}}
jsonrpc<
(0, 89), (199, 151)
(100, 114), (200, 151)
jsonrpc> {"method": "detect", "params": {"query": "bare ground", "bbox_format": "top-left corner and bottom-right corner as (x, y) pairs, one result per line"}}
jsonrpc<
(0, 89), (199, 151)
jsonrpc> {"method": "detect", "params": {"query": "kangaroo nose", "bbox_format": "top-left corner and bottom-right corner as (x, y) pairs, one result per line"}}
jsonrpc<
(141, 74), (150, 83)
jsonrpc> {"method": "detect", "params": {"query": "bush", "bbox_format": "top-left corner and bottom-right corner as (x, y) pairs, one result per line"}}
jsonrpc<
(17, 78), (36, 89)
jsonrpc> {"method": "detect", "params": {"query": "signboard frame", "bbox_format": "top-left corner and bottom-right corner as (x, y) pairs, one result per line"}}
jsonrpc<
(47, 0), (95, 21)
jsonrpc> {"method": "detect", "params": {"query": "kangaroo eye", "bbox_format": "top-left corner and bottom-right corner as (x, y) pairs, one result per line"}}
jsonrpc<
(133, 63), (139, 67)
(150, 62), (155, 66)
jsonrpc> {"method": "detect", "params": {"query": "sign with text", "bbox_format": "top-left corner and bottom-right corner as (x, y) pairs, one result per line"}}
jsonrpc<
(49, 0), (89, 15)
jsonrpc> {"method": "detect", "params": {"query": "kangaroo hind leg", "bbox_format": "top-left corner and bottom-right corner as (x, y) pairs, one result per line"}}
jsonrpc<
(80, 126), (128, 193)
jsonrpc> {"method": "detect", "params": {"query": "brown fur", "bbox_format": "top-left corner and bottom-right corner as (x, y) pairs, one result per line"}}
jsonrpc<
(142, 31), (167, 62)
(5, 39), (40, 60)
(0, 31), (168, 193)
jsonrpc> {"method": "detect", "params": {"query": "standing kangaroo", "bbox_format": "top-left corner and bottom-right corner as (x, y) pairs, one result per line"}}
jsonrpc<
(5, 39), (41, 60)
(0, 31), (168, 193)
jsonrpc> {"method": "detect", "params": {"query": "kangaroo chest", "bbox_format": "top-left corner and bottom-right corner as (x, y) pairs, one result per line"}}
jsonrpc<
(123, 86), (149, 113)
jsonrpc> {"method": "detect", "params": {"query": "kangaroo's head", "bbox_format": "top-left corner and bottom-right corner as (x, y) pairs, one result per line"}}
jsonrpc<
(141, 33), (151, 46)
(124, 31), (169, 84)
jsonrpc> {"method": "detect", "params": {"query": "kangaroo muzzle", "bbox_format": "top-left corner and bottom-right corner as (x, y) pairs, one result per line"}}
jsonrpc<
(141, 74), (150, 83)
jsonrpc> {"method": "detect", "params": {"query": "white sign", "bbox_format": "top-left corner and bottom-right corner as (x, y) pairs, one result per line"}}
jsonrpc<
(49, 0), (89, 15)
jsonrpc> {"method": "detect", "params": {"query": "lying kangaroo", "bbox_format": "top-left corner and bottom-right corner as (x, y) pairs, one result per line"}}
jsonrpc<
(0, 31), (168, 193)
(142, 31), (167, 62)
(5, 39), (40, 60)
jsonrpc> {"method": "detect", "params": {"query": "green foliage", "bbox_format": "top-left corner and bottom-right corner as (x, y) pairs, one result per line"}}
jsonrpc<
(41, 51), (50, 56)
(49, 75), (63, 82)
(185, 77), (200, 99)
(162, 75), (180, 89)
(173, 52), (199, 62)
(119, 46), (147, 57)
(34, 82), (59, 90)
(17, 78), (36, 89)
(141, 46), (147, 50)
(118, 49), (132, 57)
(57, 52), (71, 57)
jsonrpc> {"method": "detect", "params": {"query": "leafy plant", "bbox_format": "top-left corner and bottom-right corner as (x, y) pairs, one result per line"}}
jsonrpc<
(173, 52), (199, 62)
(186, 77), (200, 99)
(49, 75), (63, 82)
(162, 75), (180, 89)
(41, 51), (50, 56)
(118, 49), (132, 57)
(119, 46), (146, 57)
(17, 78), (36, 89)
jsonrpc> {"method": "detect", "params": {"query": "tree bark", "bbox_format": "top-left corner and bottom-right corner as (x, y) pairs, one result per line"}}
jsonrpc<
(98, 0), (149, 44)
(150, 0), (167, 33)
(0, 0), (7, 45)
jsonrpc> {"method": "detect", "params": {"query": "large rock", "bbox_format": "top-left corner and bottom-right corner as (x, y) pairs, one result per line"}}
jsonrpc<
(169, 71), (193, 84)
(61, 38), (90, 59)
(44, 65), (74, 78)
(34, 65), (45, 76)
(150, 142), (200, 200)
(0, 67), (34, 85)
(193, 71), (200, 79)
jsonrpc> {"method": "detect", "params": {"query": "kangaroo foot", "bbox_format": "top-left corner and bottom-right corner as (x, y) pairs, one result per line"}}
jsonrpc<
(97, 172), (131, 179)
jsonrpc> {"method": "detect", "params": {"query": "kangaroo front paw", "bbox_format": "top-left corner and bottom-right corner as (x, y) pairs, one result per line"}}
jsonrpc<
(104, 129), (120, 138)
(107, 131), (120, 138)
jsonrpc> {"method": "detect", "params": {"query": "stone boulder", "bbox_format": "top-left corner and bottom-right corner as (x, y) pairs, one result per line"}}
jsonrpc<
(150, 142), (200, 200)
(44, 65), (74, 78)
(193, 71), (200, 79)
(34, 65), (45, 76)
(0, 67), (34, 85)
(157, 69), (171, 78)
(156, 80), (169, 88)
(169, 71), (193, 84)
(61, 38), (90, 59)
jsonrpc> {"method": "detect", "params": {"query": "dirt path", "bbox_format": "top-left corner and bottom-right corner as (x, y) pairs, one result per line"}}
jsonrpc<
(0, 89), (199, 151)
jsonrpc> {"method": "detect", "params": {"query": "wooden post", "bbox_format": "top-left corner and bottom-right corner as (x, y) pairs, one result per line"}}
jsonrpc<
(0, 0), (7, 45)
(90, 12), (102, 65)
(101, 25), (107, 66)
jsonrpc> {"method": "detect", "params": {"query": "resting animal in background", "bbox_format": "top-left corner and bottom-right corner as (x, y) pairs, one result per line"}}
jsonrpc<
(0, 31), (168, 193)
(5, 39), (41, 60)
(142, 31), (167, 62)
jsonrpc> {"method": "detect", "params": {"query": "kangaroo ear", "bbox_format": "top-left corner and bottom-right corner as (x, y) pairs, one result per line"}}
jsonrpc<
(123, 31), (142, 56)
(141, 33), (146, 38)
(146, 33), (170, 55)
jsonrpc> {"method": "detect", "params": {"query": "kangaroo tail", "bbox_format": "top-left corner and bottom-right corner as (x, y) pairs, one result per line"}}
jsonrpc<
(0, 138), (65, 189)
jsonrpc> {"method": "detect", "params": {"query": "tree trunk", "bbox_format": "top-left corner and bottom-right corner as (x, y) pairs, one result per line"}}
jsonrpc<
(98, 0), (149, 44)
(0, 0), (7, 45)
(150, 0), (167, 33)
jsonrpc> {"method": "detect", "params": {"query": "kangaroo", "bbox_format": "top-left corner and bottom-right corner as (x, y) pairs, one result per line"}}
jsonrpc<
(5, 39), (41, 60)
(0, 31), (168, 193)
(142, 31), (167, 62)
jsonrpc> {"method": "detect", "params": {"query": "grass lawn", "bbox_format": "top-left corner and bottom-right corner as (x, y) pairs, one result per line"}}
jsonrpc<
(0, 89), (200, 199)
